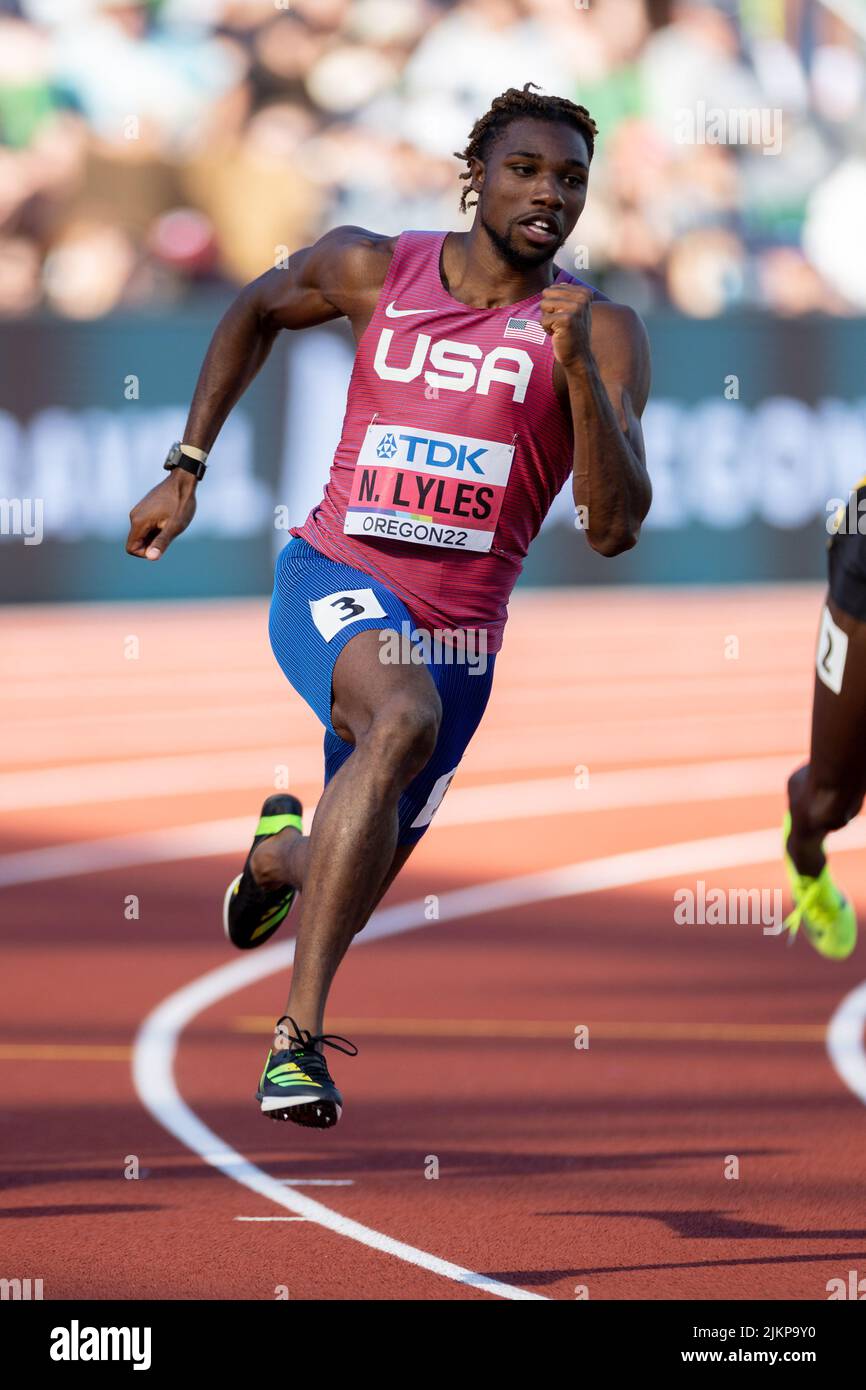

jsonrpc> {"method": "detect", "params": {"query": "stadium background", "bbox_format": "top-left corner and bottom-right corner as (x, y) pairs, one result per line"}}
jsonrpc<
(2, 0), (865, 598)
(4, 0), (866, 1310)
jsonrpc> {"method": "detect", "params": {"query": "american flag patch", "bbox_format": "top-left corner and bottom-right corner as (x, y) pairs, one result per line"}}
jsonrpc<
(504, 316), (547, 345)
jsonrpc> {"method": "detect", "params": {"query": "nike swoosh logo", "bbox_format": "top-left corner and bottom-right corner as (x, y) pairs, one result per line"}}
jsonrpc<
(385, 301), (430, 318)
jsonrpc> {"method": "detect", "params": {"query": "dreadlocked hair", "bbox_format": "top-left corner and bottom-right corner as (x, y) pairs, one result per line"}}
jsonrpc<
(454, 83), (598, 214)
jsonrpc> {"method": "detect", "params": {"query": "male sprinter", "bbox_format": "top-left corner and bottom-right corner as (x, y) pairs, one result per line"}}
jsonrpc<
(783, 479), (866, 959)
(126, 84), (652, 1127)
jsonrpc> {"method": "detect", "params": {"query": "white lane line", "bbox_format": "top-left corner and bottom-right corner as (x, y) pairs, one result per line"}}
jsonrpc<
(0, 748), (324, 813)
(0, 819), (257, 888)
(433, 755), (797, 828)
(0, 671), (285, 703)
(0, 753), (821, 887)
(280, 1179), (354, 1187)
(0, 662), (811, 707)
(235, 1216), (307, 1222)
(132, 908), (546, 1302)
(133, 821), (866, 1302)
(0, 722), (807, 812)
(827, 983), (866, 1106)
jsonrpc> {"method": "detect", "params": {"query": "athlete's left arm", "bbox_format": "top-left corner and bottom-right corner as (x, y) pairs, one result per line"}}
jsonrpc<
(543, 286), (652, 557)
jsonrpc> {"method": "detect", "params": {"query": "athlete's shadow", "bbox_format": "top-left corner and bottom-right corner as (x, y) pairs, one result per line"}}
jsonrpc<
(0, 1202), (162, 1219)
(482, 1247), (866, 1286)
(537, 1207), (866, 1241)
(254, 1142), (783, 1181)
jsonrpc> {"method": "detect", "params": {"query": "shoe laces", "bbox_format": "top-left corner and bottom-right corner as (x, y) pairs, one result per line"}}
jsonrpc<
(784, 871), (842, 945)
(274, 1015), (359, 1079)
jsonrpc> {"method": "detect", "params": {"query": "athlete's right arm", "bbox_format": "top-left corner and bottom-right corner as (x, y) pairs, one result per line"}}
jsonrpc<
(126, 226), (392, 561)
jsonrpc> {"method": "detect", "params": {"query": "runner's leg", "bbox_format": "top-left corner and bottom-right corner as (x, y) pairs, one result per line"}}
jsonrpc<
(274, 626), (442, 1037)
(251, 813), (417, 907)
(787, 595), (866, 876)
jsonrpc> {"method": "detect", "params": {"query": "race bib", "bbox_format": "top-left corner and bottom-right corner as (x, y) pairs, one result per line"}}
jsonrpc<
(309, 587), (386, 642)
(343, 421), (515, 553)
(816, 604), (847, 695)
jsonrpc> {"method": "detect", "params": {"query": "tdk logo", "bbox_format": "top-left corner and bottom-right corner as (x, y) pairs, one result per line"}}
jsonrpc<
(397, 433), (489, 472)
(374, 329), (533, 403)
(376, 433), (398, 460)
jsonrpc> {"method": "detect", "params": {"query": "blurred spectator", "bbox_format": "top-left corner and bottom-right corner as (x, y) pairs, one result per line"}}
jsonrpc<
(666, 226), (746, 316)
(803, 157), (866, 310)
(0, 16), (54, 149)
(393, 0), (577, 158)
(0, 233), (41, 313)
(41, 217), (137, 317)
(0, 0), (863, 317)
(182, 101), (325, 282)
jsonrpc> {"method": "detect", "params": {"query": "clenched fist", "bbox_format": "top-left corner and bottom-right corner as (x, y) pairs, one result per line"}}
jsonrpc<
(540, 283), (594, 373)
(126, 470), (197, 561)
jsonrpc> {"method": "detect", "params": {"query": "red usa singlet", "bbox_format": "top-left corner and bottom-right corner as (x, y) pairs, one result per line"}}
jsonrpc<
(291, 229), (591, 652)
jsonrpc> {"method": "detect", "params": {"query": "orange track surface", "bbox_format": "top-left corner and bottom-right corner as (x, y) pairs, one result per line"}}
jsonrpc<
(2, 585), (865, 1300)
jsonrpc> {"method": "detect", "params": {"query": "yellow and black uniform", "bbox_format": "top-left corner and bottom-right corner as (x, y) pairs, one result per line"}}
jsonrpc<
(828, 474), (866, 623)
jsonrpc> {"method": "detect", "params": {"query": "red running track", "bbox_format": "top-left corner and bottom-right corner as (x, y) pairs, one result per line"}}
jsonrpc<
(2, 586), (866, 1300)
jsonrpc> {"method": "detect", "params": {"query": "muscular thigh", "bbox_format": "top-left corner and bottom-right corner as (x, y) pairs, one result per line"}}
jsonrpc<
(330, 628), (441, 745)
(325, 649), (498, 845)
(269, 536), (440, 744)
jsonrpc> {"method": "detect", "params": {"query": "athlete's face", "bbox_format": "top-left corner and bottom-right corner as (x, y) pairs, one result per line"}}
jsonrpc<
(472, 118), (590, 270)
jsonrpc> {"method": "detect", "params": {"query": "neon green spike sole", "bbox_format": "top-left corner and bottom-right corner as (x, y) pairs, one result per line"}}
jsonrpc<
(782, 812), (857, 960)
(223, 794), (303, 951)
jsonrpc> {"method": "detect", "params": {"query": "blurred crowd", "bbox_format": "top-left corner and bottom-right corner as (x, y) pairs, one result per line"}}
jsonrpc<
(0, 0), (864, 318)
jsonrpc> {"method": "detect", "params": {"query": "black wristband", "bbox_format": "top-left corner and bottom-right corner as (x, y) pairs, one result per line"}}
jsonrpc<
(164, 455), (206, 481)
(163, 441), (207, 480)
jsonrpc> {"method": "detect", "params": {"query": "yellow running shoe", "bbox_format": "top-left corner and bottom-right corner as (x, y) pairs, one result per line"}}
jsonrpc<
(782, 812), (857, 959)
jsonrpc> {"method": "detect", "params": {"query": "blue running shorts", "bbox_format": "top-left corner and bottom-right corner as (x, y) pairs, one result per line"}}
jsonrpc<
(268, 536), (496, 844)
